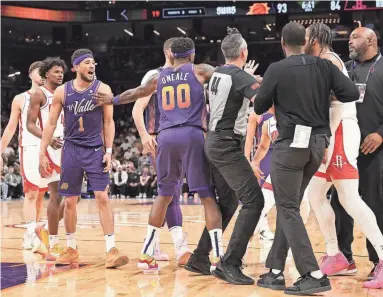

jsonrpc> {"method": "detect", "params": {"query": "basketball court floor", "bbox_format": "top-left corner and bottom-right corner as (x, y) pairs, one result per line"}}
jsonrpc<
(1, 198), (380, 297)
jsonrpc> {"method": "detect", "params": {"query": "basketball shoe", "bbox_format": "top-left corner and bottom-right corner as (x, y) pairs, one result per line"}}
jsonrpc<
(363, 260), (383, 289)
(138, 254), (159, 272)
(105, 247), (129, 268)
(55, 247), (79, 264)
(319, 252), (349, 276)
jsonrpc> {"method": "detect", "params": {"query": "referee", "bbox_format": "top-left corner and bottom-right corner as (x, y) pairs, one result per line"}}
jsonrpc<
(254, 22), (359, 295)
(204, 28), (265, 285)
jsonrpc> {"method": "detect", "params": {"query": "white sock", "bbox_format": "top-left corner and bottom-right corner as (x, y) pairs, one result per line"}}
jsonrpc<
(208, 229), (223, 258)
(170, 226), (183, 250)
(255, 189), (275, 234)
(66, 233), (76, 249)
(27, 221), (37, 233)
(49, 235), (59, 247)
(326, 240), (340, 256)
(310, 270), (324, 279)
(272, 269), (282, 274)
(141, 225), (160, 256)
(105, 234), (115, 253)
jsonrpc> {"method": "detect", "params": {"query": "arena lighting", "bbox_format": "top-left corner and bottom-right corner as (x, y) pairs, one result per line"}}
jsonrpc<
(177, 27), (186, 35)
(153, 30), (160, 36)
(8, 72), (20, 77)
(124, 29), (133, 36)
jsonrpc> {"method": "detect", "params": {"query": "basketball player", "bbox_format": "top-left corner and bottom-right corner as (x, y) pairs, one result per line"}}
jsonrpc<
(39, 49), (129, 268)
(251, 110), (311, 231)
(244, 111), (274, 240)
(132, 38), (191, 265)
(27, 57), (67, 259)
(0, 61), (48, 250)
(304, 23), (383, 288)
(94, 37), (223, 273)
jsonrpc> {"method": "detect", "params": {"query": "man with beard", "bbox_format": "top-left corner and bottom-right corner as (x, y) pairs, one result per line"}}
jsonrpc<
(303, 23), (383, 289)
(331, 26), (383, 287)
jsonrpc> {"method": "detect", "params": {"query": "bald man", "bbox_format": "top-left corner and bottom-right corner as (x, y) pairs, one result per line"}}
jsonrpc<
(328, 27), (383, 288)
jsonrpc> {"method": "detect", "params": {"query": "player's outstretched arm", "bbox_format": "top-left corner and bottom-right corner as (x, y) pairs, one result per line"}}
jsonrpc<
(1, 94), (22, 154)
(39, 86), (64, 177)
(100, 83), (115, 172)
(194, 63), (216, 83)
(244, 112), (259, 162)
(27, 88), (46, 139)
(93, 73), (158, 106)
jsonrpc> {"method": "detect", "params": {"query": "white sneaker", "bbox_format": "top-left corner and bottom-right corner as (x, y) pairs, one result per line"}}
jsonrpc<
(23, 231), (35, 250)
(260, 229), (274, 241)
(176, 233), (191, 266)
(143, 193), (147, 199)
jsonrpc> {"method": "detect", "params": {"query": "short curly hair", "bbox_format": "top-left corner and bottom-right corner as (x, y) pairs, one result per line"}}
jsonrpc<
(39, 57), (67, 79)
(71, 48), (93, 65)
(171, 37), (195, 56)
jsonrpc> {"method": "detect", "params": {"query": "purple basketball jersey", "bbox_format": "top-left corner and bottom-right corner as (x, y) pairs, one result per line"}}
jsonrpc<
(157, 63), (207, 132)
(256, 112), (273, 146)
(63, 80), (104, 147)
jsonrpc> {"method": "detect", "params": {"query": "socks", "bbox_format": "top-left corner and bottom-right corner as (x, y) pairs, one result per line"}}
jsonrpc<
(66, 233), (76, 249)
(326, 239), (340, 256)
(170, 226), (183, 250)
(141, 225), (160, 256)
(26, 221), (37, 233)
(208, 229), (223, 259)
(272, 269), (282, 274)
(310, 270), (324, 279)
(49, 235), (59, 247)
(105, 234), (115, 253)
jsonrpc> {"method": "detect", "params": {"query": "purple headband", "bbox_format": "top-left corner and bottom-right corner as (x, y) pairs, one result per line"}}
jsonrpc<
(173, 48), (195, 58)
(73, 53), (93, 66)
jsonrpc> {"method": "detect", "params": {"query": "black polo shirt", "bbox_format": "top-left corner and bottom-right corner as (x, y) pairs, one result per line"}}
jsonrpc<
(345, 53), (383, 140)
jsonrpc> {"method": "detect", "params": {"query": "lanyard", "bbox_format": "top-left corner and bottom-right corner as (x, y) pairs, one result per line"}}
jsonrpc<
(353, 53), (381, 84)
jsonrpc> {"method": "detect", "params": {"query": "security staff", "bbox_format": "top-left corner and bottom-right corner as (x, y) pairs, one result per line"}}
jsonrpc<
(332, 26), (383, 279)
(254, 22), (359, 295)
(203, 28), (265, 285)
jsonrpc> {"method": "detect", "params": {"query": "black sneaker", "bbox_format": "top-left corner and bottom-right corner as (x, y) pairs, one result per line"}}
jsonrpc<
(213, 262), (254, 285)
(367, 263), (378, 280)
(184, 253), (211, 275)
(284, 273), (331, 295)
(257, 269), (286, 290)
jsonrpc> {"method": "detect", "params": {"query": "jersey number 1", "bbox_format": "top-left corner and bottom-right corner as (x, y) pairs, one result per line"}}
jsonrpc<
(162, 83), (191, 111)
(78, 116), (85, 132)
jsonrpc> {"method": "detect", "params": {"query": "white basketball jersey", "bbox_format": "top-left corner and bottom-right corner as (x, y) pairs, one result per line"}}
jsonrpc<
(18, 91), (41, 147)
(39, 86), (64, 138)
(326, 52), (357, 131)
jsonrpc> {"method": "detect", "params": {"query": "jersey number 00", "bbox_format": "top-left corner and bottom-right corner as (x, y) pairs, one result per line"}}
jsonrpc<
(161, 84), (191, 111)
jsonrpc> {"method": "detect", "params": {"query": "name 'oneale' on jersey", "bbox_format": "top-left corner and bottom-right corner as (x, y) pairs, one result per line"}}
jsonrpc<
(63, 80), (104, 147)
(157, 63), (207, 132)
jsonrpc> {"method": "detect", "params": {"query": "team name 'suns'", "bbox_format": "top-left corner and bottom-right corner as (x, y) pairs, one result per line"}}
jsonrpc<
(68, 99), (96, 115)
(161, 72), (189, 84)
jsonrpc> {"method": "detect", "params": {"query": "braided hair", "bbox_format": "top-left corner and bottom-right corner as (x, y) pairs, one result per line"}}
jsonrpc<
(307, 23), (333, 53)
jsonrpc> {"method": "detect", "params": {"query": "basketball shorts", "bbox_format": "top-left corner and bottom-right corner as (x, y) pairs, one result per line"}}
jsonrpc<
(59, 141), (109, 196)
(262, 174), (273, 192)
(156, 126), (214, 198)
(44, 146), (61, 184)
(314, 119), (359, 181)
(19, 146), (48, 193)
(259, 149), (272, 187)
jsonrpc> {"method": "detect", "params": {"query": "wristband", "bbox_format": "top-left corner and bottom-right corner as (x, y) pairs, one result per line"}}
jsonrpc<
(106, 148), (112, 154)
(112, 95), (120, 105)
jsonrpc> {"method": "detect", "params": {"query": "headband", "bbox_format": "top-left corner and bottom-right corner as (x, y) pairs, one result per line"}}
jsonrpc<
(173, 48), (195, 58)
(73, 53), (93, 66)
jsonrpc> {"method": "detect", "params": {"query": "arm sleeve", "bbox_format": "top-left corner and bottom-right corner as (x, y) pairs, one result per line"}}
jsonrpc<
(253, 63), (278, 114)
(235, 70), (260, 100)
(329, 61), (359, 103)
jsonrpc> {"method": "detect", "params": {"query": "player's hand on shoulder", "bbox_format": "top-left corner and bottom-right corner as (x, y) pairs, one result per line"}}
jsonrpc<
(103, 152), (112, 172)
(50, 137), (63, 150)
(244, 60), (259, 75)
(93, 83), (113, 105)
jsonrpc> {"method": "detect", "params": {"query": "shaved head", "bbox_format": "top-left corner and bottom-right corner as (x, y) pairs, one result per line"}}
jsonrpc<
(349, 27), (378, 61)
